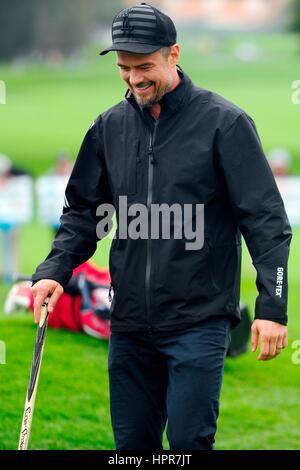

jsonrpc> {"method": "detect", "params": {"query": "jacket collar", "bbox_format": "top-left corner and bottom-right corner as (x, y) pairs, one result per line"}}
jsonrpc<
(125, 65), (192, 117)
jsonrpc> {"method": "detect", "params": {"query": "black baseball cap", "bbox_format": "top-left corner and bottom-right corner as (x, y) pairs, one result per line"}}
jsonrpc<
(99, 2), (177, 56)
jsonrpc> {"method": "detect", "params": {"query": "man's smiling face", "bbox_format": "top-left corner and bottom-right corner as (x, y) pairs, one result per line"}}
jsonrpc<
(117, 46), (179, 108)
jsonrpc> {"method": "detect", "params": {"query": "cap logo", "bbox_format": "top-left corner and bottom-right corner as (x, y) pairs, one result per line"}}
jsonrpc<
(121, 14), (133, 35)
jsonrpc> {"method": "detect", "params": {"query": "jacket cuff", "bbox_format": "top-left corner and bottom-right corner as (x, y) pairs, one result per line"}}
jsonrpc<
(31, 272), (71, 290)
(254, 314), (287, 326)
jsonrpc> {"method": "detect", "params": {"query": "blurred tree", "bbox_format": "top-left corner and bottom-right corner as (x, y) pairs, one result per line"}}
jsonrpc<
(0, 0), (36, 60)
(34, 0), (90, 55)
(88, 0), (124, 26)
(291, 0), (300, 33)
(0, 0), (123, 61)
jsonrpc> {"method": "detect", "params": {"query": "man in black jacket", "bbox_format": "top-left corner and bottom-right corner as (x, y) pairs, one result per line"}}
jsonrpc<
(32, 3), (292, 450)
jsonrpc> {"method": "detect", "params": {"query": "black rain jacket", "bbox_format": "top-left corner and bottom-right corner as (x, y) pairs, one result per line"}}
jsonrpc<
(32, 67), (292, 332)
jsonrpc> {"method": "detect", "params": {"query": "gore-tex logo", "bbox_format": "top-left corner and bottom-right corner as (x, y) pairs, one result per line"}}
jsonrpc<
(276, 267), (284, 298)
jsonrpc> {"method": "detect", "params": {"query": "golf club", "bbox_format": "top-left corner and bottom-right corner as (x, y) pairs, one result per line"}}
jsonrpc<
(18, 296), (50, 450)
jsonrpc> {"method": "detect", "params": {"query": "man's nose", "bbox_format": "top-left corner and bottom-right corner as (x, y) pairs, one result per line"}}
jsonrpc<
(129, 70), (144, 87)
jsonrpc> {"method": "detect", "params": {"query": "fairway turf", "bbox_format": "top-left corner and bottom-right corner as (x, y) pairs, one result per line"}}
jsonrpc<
(0, 229), (299, 450)
(0, 33), (300, 449)
(0, 33), (300, 175)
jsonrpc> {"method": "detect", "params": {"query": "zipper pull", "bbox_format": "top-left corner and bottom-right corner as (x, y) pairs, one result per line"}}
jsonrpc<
(148, 147), (156, 164)
(108, 284), (113, 302)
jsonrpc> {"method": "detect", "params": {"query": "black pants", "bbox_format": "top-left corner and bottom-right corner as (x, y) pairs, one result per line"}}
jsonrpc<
(108, 316), (231, 451)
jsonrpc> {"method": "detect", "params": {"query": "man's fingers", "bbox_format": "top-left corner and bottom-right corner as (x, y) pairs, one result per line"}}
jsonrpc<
(252, 320), (288, 361)
(272, 331), (288, 359)
(251, 326), (259, 352)
(47, 285), (63, 313)
(269, 335), (279, 357)
(33, 293), (47, 324)
(276, 335), (284, 350)
(31, 279), (64, 324)
(276, 330), (288, 350)
(257, 335), (270, 361)
(258, 333), (288, 361)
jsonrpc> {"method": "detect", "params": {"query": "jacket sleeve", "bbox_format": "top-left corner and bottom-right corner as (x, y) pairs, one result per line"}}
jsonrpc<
(218, 112), (292, 325)
(32, 117), (113, 288)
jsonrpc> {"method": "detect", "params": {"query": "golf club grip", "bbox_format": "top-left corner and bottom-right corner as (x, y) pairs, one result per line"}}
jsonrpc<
(18, 297), (50, 450)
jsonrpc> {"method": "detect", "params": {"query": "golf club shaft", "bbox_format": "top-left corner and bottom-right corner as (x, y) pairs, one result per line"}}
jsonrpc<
(18, 297), (50, 450)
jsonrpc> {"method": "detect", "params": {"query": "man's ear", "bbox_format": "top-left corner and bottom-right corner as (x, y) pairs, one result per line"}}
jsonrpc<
(169, 44), (180, 66)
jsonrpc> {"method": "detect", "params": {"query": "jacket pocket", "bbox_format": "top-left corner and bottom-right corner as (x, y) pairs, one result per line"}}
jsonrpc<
(227, 243), (242, 311)
(208, 242), (241, 295)
(119, 139), (141, 196)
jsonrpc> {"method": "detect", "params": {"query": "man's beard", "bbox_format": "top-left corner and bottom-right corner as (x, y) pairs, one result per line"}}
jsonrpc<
(134, 80), (172, 108)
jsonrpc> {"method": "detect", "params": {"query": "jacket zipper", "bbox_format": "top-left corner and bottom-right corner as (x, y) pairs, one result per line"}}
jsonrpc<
(145, 119), (159, 335)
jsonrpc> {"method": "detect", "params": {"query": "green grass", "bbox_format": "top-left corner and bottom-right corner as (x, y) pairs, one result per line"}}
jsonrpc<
(0, 33), (300, 174)
(0, 318), (113, 449)
(0, 228), (299, 450)
(0, 33), (300, 449)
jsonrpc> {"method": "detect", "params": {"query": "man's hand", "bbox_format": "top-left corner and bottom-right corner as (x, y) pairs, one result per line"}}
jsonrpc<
(251, 319), (288, 361)
(31, 279), (64, 323)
